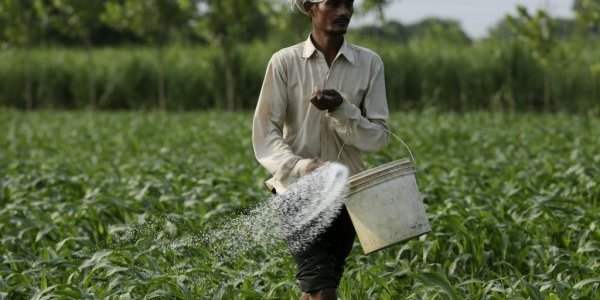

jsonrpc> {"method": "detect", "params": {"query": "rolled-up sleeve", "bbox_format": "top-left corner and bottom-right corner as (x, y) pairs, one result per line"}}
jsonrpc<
(326, 55), (390, 152)
(252, 54), (312, 192)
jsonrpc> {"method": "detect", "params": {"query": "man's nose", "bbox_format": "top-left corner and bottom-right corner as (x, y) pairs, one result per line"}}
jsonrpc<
(338, 4), (353, 17)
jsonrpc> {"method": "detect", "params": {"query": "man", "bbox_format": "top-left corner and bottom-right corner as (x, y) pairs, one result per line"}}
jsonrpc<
(252, 0), (390, 299)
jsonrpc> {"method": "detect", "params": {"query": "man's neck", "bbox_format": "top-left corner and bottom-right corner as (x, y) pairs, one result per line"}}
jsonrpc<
(310, 31), (344, 67)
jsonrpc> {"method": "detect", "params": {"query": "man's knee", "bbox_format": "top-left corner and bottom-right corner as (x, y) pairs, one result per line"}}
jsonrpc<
(307, 288), (337, 300)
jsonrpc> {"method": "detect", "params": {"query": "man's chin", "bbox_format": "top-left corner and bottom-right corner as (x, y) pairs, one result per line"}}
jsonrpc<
(327, 28), (348, 35)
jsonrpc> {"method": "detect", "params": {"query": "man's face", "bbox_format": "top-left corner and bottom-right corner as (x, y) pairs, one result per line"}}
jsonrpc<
(306, 0), (354, 35)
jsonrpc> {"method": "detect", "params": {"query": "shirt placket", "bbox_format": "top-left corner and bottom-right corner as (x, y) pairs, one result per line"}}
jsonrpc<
(317, 52), (342, 160)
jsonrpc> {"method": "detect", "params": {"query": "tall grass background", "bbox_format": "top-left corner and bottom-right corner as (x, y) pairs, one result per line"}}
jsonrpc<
(1, 39), (598, 112)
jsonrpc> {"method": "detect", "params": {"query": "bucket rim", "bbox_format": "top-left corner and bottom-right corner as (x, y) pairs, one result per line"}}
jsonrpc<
(349, 158), (413, 181)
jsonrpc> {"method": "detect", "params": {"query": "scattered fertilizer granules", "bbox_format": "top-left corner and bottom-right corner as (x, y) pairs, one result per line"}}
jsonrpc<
(112, 162), (350, 260)
(201, 162), (350, 257)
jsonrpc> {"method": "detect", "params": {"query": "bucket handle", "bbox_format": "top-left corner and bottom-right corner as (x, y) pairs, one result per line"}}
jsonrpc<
(336, 126), (416, 165)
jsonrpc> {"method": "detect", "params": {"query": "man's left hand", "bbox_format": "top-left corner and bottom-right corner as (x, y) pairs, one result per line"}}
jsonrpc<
(310, 89), (343, 112)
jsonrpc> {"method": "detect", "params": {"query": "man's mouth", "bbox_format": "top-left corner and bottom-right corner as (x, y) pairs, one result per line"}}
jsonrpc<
(333, 18), (350, 26)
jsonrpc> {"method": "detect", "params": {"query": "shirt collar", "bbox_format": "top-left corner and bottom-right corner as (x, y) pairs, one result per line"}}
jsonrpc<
(302, 34), (356, 65)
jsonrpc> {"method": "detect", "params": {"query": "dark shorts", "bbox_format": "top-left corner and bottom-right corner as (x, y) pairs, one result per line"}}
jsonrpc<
(289, 206), (356, 293)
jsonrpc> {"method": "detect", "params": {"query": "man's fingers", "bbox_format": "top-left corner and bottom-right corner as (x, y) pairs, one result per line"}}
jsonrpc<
(319, 93), (332, 100)
(311, 96), (329, 110)
(310, 97), (327, 110)
(321, 89), (340, 97)
(315, 93), (337, 103)
(310, 90), (342, 110)
(304, 160), (320, 174)
(321, 94), (338, 102)
(305, 159), (327, 174)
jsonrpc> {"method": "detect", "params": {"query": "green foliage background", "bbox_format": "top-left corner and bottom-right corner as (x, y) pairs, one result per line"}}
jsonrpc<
(1, 0), (599, 112)
(1, 110), (599, 298)
(1, 39), (599, 112)
(1, 1), (600, 298)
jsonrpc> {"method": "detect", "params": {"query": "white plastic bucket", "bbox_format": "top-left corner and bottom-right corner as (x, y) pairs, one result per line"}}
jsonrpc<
(342, 132), (431, 255)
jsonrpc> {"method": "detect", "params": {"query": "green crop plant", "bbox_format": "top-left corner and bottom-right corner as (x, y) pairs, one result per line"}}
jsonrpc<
(0, 110), (599, 299)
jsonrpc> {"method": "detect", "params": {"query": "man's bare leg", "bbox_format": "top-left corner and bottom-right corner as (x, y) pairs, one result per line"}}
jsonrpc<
(299, 289), (337, 300)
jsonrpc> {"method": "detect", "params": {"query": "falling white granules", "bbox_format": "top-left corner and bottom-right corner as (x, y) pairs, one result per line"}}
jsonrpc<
(107, 163), (350, 292)
(273, 162), (349, 253)
(200, 162), (350, 256)
(111, 162), (350, 267)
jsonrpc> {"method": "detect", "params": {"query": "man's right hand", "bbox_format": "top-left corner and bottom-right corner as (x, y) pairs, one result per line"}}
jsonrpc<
(304, 159), (327, 175)
(310, 89), (343, 112)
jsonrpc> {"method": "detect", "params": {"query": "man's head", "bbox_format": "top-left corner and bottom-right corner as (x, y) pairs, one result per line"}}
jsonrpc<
(295, 0), (354, 35)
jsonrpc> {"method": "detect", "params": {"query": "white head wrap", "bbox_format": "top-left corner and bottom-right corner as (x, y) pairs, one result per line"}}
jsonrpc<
(293, 0), (324, 15)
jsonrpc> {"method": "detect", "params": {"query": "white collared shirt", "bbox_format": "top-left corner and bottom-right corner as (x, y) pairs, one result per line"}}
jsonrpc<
(252, 35), (390, 193)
